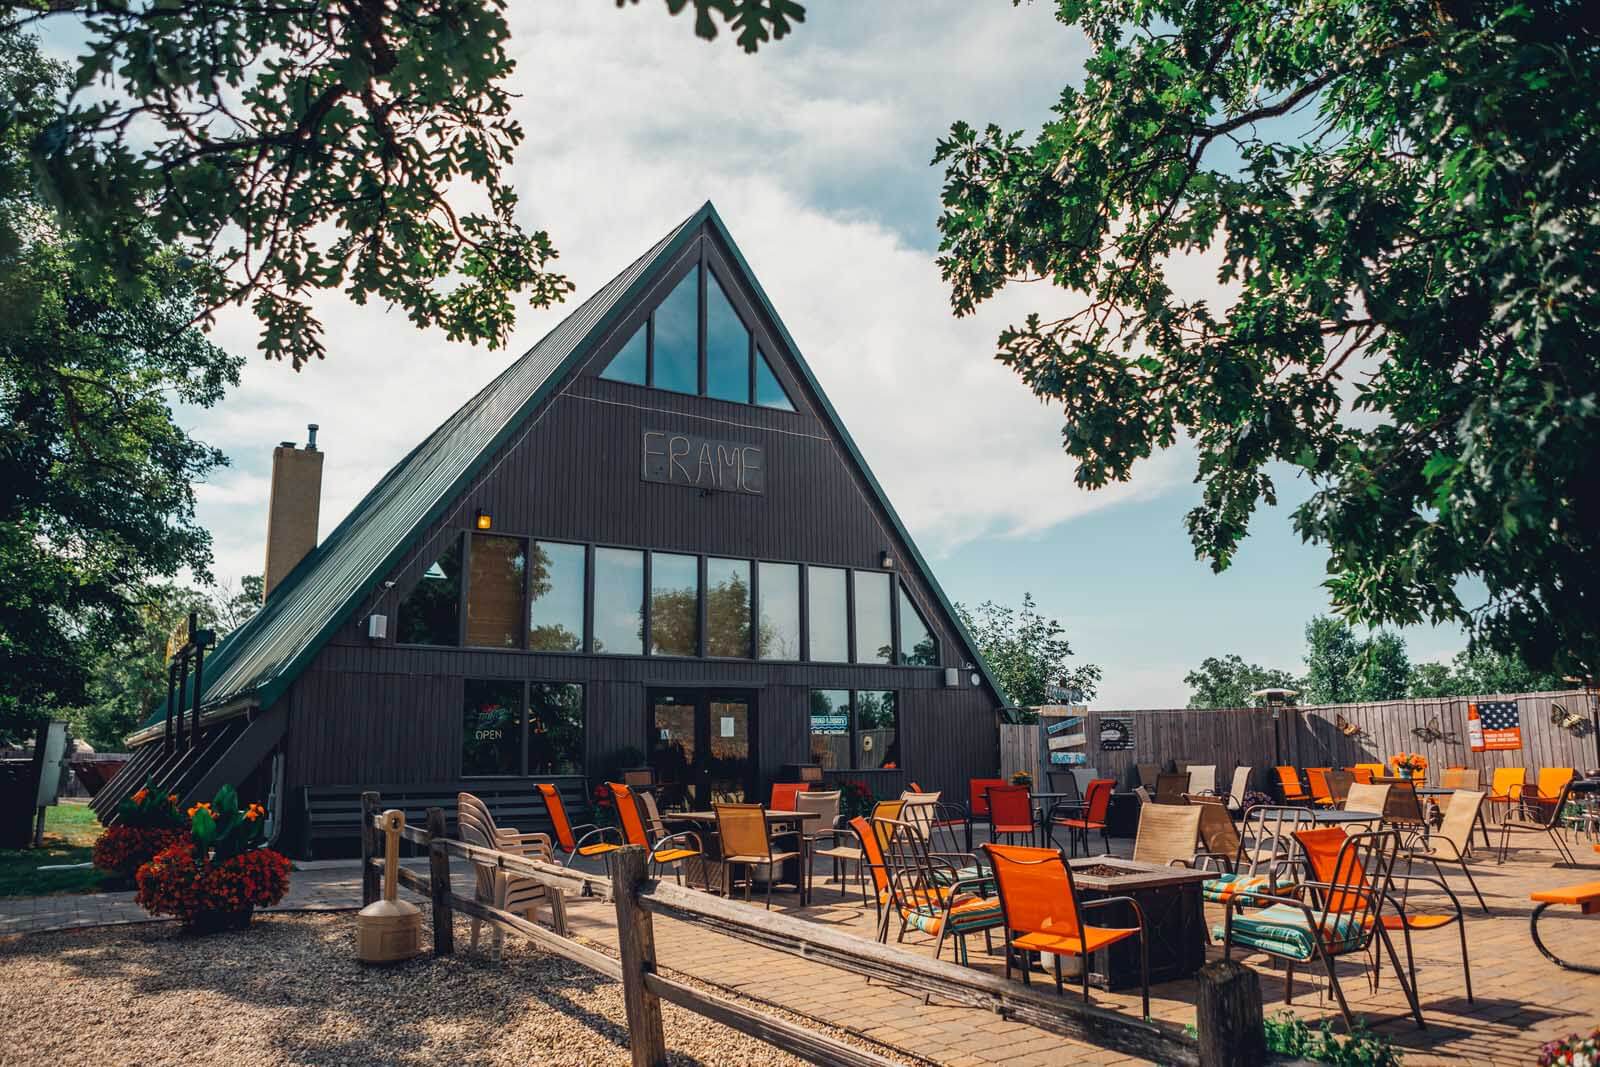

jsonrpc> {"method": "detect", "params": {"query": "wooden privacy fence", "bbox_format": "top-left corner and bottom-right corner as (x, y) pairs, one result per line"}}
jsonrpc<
(1007, 689), (1597, 790)
(358, 792), (1282, 1067)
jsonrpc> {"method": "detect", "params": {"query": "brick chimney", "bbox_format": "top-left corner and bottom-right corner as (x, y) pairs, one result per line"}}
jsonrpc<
(262, 424), (324, 601)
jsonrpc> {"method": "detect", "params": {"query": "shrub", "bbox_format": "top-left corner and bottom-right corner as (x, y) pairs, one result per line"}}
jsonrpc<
(93, 781), (189, 879)
(1263, 1012), (1401, 1066)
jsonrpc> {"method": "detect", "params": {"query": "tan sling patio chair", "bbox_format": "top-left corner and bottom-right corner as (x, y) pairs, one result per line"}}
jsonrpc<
(715, 802), (804, 908)
(1343, 782), (1391, 826)
(1224, 765), (1254, 812)
(1131, 803), (1203, 867)
(1187, 764), (1218, 796)
(1185, 794), (1242, 871)
(1404, 788), (1489, 912)
(1154, 772), (1192, 805)
(457, 792), (568, 960)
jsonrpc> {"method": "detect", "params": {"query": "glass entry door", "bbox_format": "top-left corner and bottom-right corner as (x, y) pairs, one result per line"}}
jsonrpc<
(648, 690), (756, 809)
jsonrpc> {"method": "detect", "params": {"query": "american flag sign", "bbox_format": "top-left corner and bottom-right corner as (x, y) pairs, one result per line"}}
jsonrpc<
(1468, 700), (1521, 752)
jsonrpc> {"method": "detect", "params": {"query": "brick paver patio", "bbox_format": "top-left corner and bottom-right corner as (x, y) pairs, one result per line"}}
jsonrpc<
(559, 831), (1600, 1066)
(4, 828), (1595, 1065)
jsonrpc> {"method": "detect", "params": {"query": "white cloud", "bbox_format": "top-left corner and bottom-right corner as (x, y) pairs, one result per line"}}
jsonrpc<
(180, 1), (1218, 598)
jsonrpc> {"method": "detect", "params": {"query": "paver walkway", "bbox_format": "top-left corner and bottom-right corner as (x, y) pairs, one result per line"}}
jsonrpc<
(5, 829), (1597, 1065)
(0, 857), (395, 936)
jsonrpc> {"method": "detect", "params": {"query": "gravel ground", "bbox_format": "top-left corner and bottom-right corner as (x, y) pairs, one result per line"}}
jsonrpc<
(0, 912), (917, 1067)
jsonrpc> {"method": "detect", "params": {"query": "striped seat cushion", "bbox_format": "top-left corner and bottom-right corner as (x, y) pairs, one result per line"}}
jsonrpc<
(902, 893), (1004, 937)
(1215, 904), (1371, 962)
(1202, 873), (1277, 907)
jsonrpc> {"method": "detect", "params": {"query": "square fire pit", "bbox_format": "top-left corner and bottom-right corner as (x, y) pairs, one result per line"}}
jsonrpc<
(1065, 857), (1210, 991)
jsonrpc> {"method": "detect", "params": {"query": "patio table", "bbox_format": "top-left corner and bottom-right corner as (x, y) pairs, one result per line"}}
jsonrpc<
(662, 810), (819, 900)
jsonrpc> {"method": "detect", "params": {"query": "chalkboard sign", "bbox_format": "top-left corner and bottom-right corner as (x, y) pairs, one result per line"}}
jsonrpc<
(1099, 716), (1134, 751)
(642, 429), (764, 495)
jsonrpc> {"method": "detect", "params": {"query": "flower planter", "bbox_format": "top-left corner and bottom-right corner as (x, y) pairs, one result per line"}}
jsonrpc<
(186, 906), (255, 934)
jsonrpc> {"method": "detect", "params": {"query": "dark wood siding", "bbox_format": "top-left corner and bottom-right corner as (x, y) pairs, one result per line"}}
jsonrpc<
(282, 223), (1000, 808)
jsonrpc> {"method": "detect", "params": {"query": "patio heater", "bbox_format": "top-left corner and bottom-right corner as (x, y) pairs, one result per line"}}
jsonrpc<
(1250, 688), (1299, 766)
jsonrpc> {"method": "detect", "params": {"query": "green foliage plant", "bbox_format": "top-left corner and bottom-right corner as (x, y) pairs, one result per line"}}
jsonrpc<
(1263, 1012), (1401, 1066)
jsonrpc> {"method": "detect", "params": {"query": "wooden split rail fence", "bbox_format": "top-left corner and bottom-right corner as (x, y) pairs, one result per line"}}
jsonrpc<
(359, 792), (1281, 1067)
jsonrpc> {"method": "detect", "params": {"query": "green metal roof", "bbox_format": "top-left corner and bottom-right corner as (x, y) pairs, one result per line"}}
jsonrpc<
(139, 202), (1006, 735)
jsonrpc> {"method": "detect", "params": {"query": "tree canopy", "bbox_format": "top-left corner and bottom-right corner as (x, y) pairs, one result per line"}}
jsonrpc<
(1184, 654), (1300, 709)
(4, 0), (805, 367)
(0, 29), (241, 744)
(935, 0), (1600, 680)
(958, 593), (1101, 708)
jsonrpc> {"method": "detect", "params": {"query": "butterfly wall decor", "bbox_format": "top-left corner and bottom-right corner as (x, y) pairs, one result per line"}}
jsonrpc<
(1411, 717), (1459, 745)
(1336, 714), (1369, 740)
(1551, 703), (1590, 736)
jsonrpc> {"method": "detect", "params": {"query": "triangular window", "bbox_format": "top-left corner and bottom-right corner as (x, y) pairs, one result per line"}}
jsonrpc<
(705, 271), (750, 402)
(599, 323), (647, 385)
(755, 346), (795, 410)
(652, 267), (699, 394)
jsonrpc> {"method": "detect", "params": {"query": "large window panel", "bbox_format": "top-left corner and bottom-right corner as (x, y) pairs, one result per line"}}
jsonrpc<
(396, 537), (462, 646)
(853, 571), (892, 664)
(528, 683), (584, 774)
(599, 322), (647, 385)
(704, 272), (750, 403)
(898, 584), (938, 666)
(592, 547), (644, 655)
(857, 691), (899, 769)
(462, 679), (523, 777)
(757, 562), (800, 660)
(808, 690), (850, 771)
(466, 534), (526, 648)
(650, 551), (700, 657)
(652, 267), (699, 394)
(529, 541), (585, 652)
(706, 557), (752, 658)
(806, 566), (848, 662)
(755, 346), (795, 411)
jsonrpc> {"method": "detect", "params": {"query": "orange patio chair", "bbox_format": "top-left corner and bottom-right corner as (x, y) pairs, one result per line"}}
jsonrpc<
(1483, 766), (1527, 820)
(1497, 776), (1579, 866)
(849, 814), (899, 935)
(1275, 766), (1310, 803)
(608, 782), (702, 883)
(1305, 768), (1338, 808)
(1534, 768), (1575, 806)
(769, 781), (808, 812)
(1353, 762), (1386, 784)
(1219, 828), (1424, 1030)
(963, 777), (1008, 851)
(1049, 778), (1114, 857)
(985, 784), (1037, 846)
(984, 842), (1149, 1017)
(1299, 826), (1472, 1013)
(537, 782), (622, 867)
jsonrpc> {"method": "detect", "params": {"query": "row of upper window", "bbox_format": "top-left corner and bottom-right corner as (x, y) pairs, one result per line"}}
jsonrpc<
(396, 531), (942, 666)
(598, 262), (796, 411)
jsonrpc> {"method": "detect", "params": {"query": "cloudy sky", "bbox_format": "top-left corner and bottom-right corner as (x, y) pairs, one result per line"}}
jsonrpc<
(88, 1), (1468, 706)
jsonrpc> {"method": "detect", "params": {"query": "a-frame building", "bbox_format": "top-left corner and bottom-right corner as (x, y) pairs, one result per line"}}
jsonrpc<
(96, 203), (1007, 853)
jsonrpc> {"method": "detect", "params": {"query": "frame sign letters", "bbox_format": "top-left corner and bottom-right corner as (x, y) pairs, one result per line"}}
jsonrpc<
(642, 429), (764, 495)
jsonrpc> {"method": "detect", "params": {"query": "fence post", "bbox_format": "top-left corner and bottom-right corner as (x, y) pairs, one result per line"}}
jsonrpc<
(1194, 959), (1266, 1067)
(359, 790), (380, 907)
(611, 844), (667, 1067)
(425, 806), (454, 956)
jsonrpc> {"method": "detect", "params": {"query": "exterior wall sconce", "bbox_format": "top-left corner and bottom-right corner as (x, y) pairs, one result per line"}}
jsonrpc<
(879, 550), (893, 569)
(475, 509), (492, 530)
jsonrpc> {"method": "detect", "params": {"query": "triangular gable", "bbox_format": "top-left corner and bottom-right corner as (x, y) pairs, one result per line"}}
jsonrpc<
(134, 202), (1007, 740)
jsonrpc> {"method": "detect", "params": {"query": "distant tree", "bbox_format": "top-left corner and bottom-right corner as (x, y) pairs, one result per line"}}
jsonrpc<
(1351, 631), (1411, 702)
(1407, 648), (1565, 699)
(5, 0), (804, 366)
(1303, 616), (1410, 703)
(1302, 617), (1362, 705)
(1, 30), (240, 745)
(1184, 655), (1300, 710)
(957, 593), (1101, 708)
(934, 0), (1600, 682)
(208, 575), (263, 634)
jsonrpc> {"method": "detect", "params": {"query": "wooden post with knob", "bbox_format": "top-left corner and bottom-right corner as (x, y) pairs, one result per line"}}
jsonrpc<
(611, 845), (667, 1067)
(425, 806), (454, 956)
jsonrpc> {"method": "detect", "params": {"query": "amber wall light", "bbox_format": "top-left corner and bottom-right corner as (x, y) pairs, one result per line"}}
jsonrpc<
(474, 509), (492, 530)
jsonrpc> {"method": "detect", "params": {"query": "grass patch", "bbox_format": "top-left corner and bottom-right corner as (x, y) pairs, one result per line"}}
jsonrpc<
(0, 802), (110, 897)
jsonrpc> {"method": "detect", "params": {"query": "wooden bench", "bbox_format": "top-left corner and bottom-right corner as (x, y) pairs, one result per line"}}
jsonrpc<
(1529, 875), (1600, 974)
(297, 777), (588, 858)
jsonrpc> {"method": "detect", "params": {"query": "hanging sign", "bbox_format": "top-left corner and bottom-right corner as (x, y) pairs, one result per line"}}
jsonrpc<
(642, 429), (764, 495)
(1099, 716), (1135, 751)
(1468, 700), (1522, 752)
